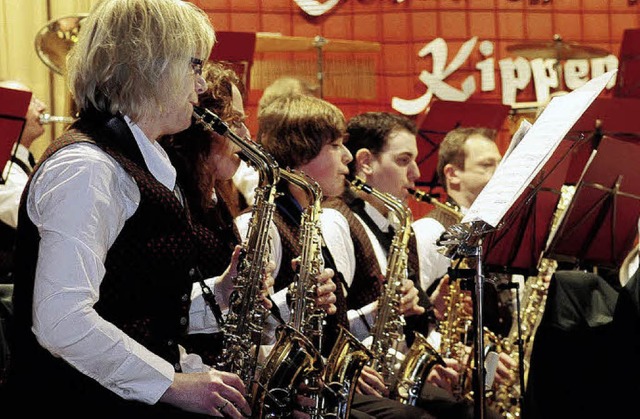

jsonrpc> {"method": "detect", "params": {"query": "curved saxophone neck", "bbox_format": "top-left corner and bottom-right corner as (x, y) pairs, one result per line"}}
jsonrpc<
(192, 105), (280, 187)
(348, 176), (413, 240)
(408, 188), (463, 223)
(280, 169), (323, 210)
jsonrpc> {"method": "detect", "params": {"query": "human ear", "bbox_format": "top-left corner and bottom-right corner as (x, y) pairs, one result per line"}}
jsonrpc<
(355, 148), (374, 176)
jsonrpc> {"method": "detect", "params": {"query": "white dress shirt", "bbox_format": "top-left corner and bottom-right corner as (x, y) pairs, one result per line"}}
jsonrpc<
(412, 216), (451, 292)
(0, 143), (33, 228)
(27, 117), (221, 405)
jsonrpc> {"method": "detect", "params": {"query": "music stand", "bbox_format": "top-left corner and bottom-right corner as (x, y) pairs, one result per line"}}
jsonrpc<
(414, 100), (511, 189)
(209, 31), (257, 96)
(614, 28), (640, 99)
(563, 96), (640, 185)
(0, 86), (32, 183)
(545, 135), (640, 269)
(482, 139), (575, 276)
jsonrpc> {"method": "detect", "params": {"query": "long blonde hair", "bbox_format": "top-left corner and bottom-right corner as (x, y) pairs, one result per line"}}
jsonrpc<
(67, 0), (215, 122)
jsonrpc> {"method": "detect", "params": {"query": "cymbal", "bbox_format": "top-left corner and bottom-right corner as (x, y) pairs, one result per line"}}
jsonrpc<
(256, 32), (380, 53)
(506, 34), (610, 60)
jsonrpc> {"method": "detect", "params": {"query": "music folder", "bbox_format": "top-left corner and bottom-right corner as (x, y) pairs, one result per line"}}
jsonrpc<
(0, 86), (32, 182)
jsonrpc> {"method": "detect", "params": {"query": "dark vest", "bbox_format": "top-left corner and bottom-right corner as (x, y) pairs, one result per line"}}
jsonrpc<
(7, 115), (208, 417)
(324, 194), (434, 343)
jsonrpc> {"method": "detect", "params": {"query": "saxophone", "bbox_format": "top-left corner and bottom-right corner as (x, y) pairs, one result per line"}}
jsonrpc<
(488, 185), (574, 417)
(390, 189), (466, 404)
(193, 106), (279, 393)
(251, 169), (325, 418)
(348, 176), (411, 388)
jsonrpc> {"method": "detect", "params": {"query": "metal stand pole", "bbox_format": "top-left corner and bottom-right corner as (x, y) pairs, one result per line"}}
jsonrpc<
(313, 35), (327, 98)
(472, 242), (486, 419)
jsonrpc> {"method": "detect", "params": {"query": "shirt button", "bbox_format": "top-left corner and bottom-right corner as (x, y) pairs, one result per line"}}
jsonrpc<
(189, 268), (196, 277)
(174, 363), (181, 371)
(180, 316), (187, 326)
(167, 339), (174, 346)
(181, 293), (189, 302)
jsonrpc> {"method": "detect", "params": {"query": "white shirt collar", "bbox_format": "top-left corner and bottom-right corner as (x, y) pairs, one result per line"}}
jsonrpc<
(11, 142), (32, 167)
(124, 115), (177, 191)
(363, 200), (394, 233)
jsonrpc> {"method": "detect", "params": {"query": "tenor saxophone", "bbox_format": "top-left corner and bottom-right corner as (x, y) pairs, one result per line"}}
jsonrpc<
(348, 176), (412, 388)
(193, 106), (279, 393)
(252, 169), (325, 418)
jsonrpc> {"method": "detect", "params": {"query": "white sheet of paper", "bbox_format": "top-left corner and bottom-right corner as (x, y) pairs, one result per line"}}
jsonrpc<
(462, 69), (617, 228)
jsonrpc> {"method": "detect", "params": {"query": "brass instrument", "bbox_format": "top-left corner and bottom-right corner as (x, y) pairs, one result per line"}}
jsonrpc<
(322, 325), (372, 418)
(488, 185), (574, 417)
(408, 188), (462, 221)
(349, 176), (411, 387)
(39, 114), (75, 125)
(392, 331), (446, 405)
(252, 168), (325, 418)
(34, 14), (88, 129)
(193, 106), (279, 396)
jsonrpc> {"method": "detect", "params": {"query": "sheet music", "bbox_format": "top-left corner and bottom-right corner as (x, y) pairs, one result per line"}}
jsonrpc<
(500, 119), (532, 164)
(463, 69), (617, 228)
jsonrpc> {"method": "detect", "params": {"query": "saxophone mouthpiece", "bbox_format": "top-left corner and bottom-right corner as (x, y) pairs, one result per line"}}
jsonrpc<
(348, 175), (373, 194)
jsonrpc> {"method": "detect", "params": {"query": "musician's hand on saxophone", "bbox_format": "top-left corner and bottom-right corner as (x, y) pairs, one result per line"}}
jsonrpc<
(314, 268), (337, 315)
(290, 258), (337, 315)
(355, 365), (390, 398)
(216, 245), (275, 310)
(426, 358), (463, 392)
(398, 278), (425, 317)
(431, 275), (472, 321)
(493, 351), (517, 386)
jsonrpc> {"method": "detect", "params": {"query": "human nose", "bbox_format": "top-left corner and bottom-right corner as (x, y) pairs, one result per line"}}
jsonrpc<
(195, 74), (207, 95)
(409, 161), (421, 181)
(342, 145), (353, 164)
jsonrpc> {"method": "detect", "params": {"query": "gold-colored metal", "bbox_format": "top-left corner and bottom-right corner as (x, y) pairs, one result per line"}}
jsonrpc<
(34, 14), (88, 75)
(408, 188), (462, 222)
(253, 168), (325, 418)
(506, 34), (610, 61)
(39, 114), (75, 125)
(392, 331), (446, 405)
(488, 185), (573, 417)
(193, 106), (279, 398)
(349, 176), (412, 387)
(322, 325), (373, 418)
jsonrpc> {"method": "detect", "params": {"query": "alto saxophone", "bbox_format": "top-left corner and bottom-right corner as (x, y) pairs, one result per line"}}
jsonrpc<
(488, 185), (573, 417)
(252, 169), (325, 418)
(392, 188), (462, 404)
(348, 176), (411, 388)
(193, 106), (279, 394)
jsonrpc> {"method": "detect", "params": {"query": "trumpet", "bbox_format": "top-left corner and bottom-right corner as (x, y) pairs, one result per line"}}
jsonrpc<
(39, 114), (75, 125)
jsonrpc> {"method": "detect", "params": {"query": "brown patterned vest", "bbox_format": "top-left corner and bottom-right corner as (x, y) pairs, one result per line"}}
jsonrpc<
(8, 115), (209, 416)
(324, 194), (434, 341)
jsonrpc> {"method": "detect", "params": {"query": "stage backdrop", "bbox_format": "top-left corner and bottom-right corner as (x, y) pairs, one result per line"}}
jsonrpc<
(193, 0), (639, 216)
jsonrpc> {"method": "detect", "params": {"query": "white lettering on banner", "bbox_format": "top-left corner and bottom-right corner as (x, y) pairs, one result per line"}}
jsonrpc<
(391, 38), (618, 116)
(295, 0), (404, 16)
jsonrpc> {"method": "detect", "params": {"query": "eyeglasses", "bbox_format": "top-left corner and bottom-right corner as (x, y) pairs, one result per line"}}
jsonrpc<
(190, 57), (203, 76)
